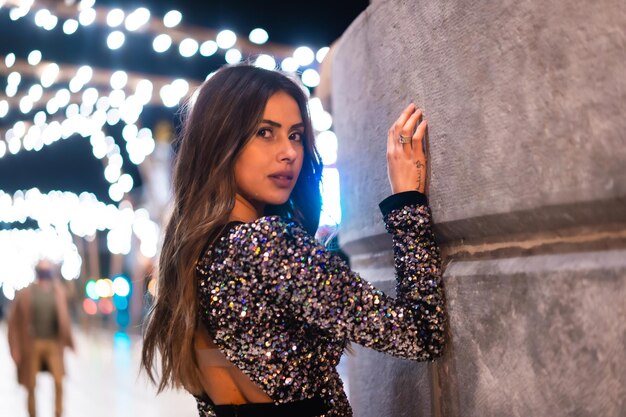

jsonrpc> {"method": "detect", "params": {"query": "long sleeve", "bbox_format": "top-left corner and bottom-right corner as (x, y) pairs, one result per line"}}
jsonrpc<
(230, 192), (446, 361)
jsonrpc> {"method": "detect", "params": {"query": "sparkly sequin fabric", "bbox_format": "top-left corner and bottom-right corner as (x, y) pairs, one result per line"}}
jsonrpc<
(195, 195), (446, 417)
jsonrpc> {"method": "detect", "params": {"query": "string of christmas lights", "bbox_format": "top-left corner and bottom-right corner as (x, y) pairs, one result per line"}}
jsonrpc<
(1, 0), (329, 88)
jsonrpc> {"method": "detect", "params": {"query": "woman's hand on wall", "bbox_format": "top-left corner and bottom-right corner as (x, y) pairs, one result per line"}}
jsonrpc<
(386, 103), (428, 194)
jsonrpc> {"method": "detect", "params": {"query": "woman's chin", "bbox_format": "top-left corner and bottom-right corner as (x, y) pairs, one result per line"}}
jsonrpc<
(263, 194), (291, 207)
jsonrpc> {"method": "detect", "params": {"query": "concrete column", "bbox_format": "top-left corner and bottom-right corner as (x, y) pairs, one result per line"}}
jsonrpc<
(330, 0), (626, 416)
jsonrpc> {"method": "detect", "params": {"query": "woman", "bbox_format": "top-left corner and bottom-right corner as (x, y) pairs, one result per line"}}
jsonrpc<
(141, 64), (446, 417)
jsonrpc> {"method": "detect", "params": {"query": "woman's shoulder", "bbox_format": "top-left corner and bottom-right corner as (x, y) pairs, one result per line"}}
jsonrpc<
(229, 215), (308, 245)
(198, 216), (310, 269)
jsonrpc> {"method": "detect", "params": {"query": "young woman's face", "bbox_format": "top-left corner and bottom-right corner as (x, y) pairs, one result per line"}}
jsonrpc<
(234, 91), (305, 210)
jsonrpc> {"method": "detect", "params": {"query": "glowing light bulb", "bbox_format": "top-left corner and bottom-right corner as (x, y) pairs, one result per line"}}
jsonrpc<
(302, 69), (321, 88)
(110, 70), (128, 89)
(179, 38), (199, 58)
(107, 9), (125, 27)
(281, 57), (299, 72)
(200, 40), (218, 57)
(27, 50), (42, 66)
(216, 30), (237, 49)
(225, 49), (242, 64)
(78, 8), (96, 26)
(28, 84), (43, 102)
(7, 72), (21, 87)
(34, 9), (51, 28)
(316, 47), (330, 63)
(153, 34), (172, 53)
(63, 19), (79, 35)
(0, 100), (9, 118)
(19, 97), (33, 113)
(172, 79), (189, 96)
(41, 63), (60, 87)
(163, 10), (182, 28)
(125, 7), (150, 32)
(107, 31), (125, 50)
(293, 46), (315, 66)
(5, 53), (16, 68)
(249, 28), (269, 45)
(254, 54), (276, 70)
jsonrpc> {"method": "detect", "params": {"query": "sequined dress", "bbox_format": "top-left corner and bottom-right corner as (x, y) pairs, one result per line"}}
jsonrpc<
(195, 191), (446, 416)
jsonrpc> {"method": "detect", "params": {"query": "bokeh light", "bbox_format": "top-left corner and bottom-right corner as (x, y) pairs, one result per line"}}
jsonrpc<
(83, 298), (98, 315)
(200, 40), (218, 57)
(216, 29), (237, 49)
(249, 28), (269, 44)
(96, 278), (114, 298)
(113, 275), (131, 297)
(163, 10), (182, 28)
(107, 31), (126, 50)
(225, 48), (242, 64)
(153, 34), (172, 53)
(125, 7), (151, 32)
(86, 280), (99, 300)
(293, 46), (315, 66)
(107, 9), (125, 27)
(99, 298), (114, 314)
(62, 19), (79, 35)
(179, 38), (199, 57)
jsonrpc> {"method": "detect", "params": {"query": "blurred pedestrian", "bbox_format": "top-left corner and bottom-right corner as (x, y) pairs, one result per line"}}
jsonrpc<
(8, 259), (75, 417)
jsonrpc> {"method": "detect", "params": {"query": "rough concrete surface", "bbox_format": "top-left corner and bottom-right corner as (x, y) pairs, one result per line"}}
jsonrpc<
(329, 0), (626, 416)
(331, 0), (626, 245)
(440, 250), (626, 417)
(347, 345), (433, 417)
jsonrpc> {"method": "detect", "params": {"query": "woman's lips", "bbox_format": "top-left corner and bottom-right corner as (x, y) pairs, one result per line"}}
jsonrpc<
(268, 174), (293, 188)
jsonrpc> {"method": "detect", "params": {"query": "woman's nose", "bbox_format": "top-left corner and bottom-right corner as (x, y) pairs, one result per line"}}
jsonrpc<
(278, 136), (298, 162)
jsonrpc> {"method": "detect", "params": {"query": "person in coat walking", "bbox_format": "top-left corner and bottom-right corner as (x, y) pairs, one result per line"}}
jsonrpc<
(8, 259), (75, 417)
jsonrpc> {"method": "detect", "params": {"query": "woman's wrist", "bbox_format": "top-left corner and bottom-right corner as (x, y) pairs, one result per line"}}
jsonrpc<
(379, 191), (428, 217)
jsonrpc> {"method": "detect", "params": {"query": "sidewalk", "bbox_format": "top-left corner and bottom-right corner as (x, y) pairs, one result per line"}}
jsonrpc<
(1, 322), (350, 417)
(0, 323), (197, 417)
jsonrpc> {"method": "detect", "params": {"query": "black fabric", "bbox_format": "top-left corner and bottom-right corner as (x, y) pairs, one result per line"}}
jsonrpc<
(378, 191), (428, 217)
(211, 396), (329, 417)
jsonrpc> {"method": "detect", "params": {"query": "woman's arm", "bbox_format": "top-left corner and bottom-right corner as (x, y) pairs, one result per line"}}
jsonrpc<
(231, 200), (446, 361)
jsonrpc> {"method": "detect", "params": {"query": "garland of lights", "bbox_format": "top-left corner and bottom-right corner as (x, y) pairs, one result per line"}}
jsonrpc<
(0, 227), (82, 299)
(0, 51), (180, 201)
(0, 187), (160, 297)
(0, 188), (159, 254)
(1, 0), (329, 88)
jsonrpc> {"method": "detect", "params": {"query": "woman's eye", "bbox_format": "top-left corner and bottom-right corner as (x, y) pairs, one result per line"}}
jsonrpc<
(290, 132), (304, 142)
(257, 128), (272, 139)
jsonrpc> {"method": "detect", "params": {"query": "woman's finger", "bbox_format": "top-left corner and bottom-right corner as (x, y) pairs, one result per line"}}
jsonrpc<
(394, 103), (416, 135)
(401, 108), (423, 148)
(412, 119), (428, 155)
(389, 104), (414, 153)
(387, 126), (396, 155)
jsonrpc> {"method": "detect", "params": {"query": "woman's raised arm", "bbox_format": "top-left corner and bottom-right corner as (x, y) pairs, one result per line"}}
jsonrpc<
(228, 200), (446, 361)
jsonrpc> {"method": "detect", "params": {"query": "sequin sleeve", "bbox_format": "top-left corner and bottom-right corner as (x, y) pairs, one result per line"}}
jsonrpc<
(230, 192), (446, 361)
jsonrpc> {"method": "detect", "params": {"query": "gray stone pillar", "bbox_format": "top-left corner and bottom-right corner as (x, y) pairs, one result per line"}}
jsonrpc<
(330, 1), (626, 416)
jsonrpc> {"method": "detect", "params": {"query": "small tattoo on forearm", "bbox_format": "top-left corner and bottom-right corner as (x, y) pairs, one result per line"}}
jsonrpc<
(415, 161), (424, 190)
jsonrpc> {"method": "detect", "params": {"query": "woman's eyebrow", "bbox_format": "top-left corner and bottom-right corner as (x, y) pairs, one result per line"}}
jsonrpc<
(261, 119), (304, 129)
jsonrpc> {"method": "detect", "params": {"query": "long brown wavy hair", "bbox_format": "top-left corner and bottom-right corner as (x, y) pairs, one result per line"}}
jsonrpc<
(141, 65), (323, 394)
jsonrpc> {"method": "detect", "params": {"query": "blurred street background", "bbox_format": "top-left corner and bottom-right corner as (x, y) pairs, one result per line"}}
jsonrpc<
(0, 0), (364, 415)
